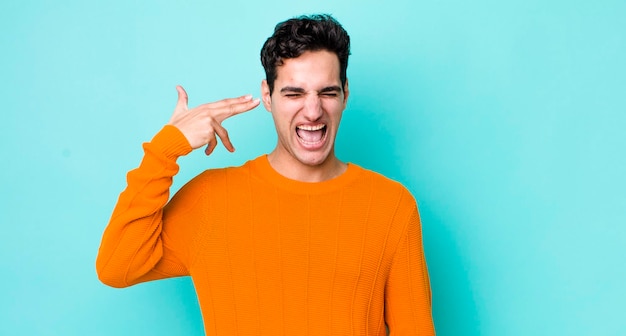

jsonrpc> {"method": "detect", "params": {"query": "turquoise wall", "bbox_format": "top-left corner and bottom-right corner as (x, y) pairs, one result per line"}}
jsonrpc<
(1, 0), (624, 335)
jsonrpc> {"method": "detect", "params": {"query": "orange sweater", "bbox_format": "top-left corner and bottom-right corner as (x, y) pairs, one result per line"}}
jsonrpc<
(96, 125), (435, 335)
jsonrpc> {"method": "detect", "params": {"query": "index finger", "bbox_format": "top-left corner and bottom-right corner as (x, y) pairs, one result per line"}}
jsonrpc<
(216, 97), (261, 121)
(200, 94), (255, 110)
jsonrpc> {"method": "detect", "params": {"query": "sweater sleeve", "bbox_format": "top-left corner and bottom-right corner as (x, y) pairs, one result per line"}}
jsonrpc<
(385, 199), (436, 335)
(96, 125), (193, 288)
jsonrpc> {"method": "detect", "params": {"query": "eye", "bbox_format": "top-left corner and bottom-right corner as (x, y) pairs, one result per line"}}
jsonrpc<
(285, 93), (302, 98)
(321, 93), (338, 97)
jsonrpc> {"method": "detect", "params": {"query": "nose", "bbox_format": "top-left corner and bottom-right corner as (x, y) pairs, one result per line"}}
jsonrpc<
(302, 93), (323, 121)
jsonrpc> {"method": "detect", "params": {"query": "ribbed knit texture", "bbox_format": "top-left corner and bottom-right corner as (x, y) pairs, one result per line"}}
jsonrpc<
(96, 125), (435, 335)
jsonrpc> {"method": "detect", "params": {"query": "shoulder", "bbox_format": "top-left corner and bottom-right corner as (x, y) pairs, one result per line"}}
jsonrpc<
(168, 158), (259, 208)
(186, 156), (262, 187)
(348, 164), (417, 211)
(351, 164), (414, 196)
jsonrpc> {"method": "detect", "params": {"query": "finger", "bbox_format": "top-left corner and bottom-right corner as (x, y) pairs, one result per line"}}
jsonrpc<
(217, 97), (261, 121)
(176, 85), (189, 110)
(204, 133), (218, 156)
(213, 123), (235, 152)
(200, 94), (254, 110)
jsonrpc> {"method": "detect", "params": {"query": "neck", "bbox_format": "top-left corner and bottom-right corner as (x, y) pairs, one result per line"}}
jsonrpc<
(267, 151), (347, 183)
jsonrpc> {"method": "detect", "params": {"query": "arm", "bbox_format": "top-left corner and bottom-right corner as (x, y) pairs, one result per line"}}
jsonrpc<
(96, 125), (191, 287)
(95, 86), (259, 288)
(385, 202), (436, 335)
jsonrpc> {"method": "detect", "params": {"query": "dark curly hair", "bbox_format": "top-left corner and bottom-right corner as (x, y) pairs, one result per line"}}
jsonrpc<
(260, 14), (351, 95)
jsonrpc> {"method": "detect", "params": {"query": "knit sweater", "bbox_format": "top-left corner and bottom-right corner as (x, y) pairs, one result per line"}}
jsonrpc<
(96, 125), (435, 335)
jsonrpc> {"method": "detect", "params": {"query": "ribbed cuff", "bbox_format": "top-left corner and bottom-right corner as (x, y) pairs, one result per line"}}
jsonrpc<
(149, 125), (193, 160)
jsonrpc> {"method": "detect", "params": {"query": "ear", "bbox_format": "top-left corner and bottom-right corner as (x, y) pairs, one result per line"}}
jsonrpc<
(342, 79), (350, 106)
(261, 80), (272, 112)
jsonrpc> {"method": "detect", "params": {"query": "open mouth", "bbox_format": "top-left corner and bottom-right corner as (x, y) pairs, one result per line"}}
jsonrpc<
(296, 124), (327, 145)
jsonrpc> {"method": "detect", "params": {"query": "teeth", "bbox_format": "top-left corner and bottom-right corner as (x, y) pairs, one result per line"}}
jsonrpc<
(297, 124), (325, 131)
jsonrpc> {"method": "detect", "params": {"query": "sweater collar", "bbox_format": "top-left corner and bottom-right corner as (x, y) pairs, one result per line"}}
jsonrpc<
(247, 155), (363, 195)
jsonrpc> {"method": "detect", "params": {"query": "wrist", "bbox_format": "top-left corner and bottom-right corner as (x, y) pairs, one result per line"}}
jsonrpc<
(150, 125), (193, 159)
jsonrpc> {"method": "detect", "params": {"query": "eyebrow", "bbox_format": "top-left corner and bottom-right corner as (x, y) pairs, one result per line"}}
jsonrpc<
(319, 86), (342, 93)
(280, 86), (306, 94)
(280, 86), (343, 94)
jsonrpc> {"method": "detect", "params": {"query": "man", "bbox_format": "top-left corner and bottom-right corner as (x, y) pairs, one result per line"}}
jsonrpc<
(97, 14), (435, 335)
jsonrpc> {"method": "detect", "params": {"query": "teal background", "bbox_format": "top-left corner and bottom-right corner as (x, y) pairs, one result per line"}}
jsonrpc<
(1, 0), (624, 335)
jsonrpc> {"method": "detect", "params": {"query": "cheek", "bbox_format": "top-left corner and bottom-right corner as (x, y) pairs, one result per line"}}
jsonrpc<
(321, 100), (344, 117)
(281, 99), (304, 110)
(271, 109), (294, 130)
(272, 101), (301, 121)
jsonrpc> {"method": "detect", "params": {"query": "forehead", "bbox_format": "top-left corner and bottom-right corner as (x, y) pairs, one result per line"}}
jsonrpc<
(275, 50), (341, 88)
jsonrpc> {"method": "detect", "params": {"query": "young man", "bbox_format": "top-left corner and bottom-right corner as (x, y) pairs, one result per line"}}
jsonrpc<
(97, 14), (435, 335)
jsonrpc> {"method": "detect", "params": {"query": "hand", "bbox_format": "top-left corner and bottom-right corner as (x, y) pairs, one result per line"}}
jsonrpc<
(168, 85), (260, 156)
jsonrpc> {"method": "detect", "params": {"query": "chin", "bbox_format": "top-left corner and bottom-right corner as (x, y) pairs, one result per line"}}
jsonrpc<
(296, 151), (332, 167)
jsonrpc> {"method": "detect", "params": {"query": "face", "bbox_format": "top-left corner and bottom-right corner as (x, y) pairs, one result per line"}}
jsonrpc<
(261, 50), (349, 171)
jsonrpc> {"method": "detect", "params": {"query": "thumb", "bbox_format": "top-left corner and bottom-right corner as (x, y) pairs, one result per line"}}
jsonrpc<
(175, 85), (188, 110)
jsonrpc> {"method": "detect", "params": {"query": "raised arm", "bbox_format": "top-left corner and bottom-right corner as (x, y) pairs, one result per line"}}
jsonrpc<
(95, 86), (259, 288)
